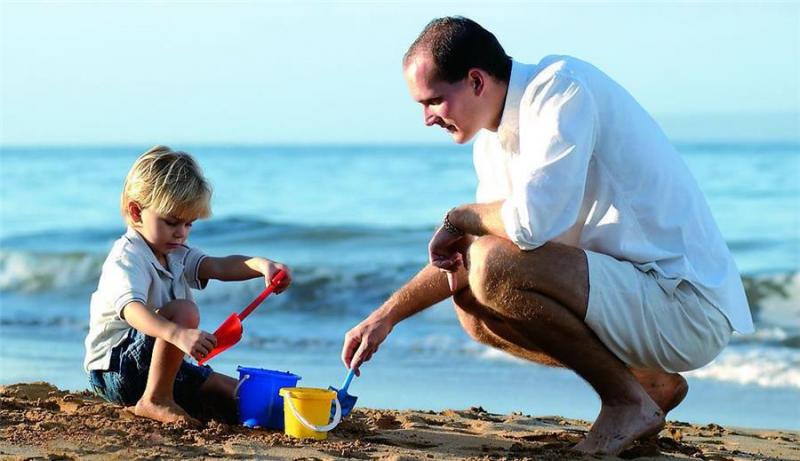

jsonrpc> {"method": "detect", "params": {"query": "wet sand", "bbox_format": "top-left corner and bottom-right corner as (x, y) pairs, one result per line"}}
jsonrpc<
(1, 382), (798, 460)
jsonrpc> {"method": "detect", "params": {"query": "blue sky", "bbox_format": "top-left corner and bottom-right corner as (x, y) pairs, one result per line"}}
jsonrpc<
(1, 1), (798, 145)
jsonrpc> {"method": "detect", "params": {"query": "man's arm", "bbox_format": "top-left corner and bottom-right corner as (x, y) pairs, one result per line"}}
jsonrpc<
(342, 263), (467, 372)
(446, 200), (508, 239)
(342, 203), (499, 373)
(428, 201), (509, 282)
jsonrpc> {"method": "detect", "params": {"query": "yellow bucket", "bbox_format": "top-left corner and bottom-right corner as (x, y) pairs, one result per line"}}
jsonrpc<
(278, 387), (341, 440)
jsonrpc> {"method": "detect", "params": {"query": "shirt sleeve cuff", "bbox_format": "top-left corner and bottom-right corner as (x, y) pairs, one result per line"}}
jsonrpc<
(185, 250), (208, 290)
(501, 199), (545, 251)
(114, 294), (147, 318)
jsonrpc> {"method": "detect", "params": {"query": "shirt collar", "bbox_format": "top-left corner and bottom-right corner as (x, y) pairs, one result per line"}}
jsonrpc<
(496, 60), (540, 153)
(124, 227), (175, 278)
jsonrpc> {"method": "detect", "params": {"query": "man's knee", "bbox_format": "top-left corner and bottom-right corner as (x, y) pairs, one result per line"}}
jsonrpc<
(452, 290), (496, 346)
(453, 302), (491, 345)
(467, 236), (513, 307)
(159, 299), (200, 328)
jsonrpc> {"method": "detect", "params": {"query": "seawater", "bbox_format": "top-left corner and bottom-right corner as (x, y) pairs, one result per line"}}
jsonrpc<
(1, 144), (798, 429)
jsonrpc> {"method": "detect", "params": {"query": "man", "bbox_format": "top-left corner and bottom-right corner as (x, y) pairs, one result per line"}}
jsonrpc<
(341, 16), (753, 455)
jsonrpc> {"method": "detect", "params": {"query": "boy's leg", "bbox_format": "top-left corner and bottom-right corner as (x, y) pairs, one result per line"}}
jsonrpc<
(197, 372), (239, 423)
(134, 299), (201, 425)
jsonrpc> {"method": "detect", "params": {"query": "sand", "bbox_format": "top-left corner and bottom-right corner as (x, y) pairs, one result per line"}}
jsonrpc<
(0, 382), (798, 460)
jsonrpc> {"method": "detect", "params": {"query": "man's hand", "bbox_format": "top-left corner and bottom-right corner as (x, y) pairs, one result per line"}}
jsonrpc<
(428, 225), (468, 291)
(341, 314), (394, 375)
(171, 327), (217, 362)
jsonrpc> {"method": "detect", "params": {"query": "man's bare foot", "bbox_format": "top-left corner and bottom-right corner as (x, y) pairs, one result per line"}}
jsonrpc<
(633, 369), (688, 414)
(134, 397), (200, 426)
(573, 394), (665, 455)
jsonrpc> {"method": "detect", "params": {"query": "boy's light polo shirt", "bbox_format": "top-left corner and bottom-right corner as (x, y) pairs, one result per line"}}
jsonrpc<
(84, 227), (207, 372)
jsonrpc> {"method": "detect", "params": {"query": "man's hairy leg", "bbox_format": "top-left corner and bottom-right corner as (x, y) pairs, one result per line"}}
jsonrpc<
(453, 289), (561, 367)
(453, 291), (687, 414)
(465, 237), (664, 455)
(631, 369), (688, 414)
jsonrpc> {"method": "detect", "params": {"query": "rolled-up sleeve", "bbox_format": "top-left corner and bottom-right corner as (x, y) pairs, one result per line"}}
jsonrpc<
(502, 72), (597, 250)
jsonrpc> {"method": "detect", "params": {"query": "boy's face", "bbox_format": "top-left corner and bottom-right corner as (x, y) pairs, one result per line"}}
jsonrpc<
(131, 204), (195, 263)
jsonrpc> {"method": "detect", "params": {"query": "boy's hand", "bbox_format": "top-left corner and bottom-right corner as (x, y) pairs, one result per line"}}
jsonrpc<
(172, 327), (217, 362)
(257, 259), (292, 293)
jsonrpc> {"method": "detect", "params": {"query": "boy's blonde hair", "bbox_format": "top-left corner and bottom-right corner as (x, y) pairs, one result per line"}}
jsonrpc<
(121, 146), (212, 226)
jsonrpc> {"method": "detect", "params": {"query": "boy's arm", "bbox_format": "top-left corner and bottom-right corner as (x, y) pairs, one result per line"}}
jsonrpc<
(199, 256), (291, 292)
(122, 301), (216, 361)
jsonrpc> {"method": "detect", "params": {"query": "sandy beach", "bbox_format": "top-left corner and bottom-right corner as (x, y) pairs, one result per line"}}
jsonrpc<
(1, 382), (797, 460)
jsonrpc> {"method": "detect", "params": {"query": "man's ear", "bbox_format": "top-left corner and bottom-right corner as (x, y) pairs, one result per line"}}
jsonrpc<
(468, 69), (484, 95)
(128, 201), (142, 224)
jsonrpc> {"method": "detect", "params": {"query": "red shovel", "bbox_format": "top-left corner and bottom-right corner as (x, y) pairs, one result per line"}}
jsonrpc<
(198, 270), (287, 365)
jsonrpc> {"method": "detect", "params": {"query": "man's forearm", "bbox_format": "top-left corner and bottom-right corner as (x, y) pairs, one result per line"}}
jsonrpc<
(447, 201), (508, 239)
(374, 263), (467, 325)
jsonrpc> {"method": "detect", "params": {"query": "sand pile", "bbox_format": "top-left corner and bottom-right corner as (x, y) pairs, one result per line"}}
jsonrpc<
(0, 382), (797, 460)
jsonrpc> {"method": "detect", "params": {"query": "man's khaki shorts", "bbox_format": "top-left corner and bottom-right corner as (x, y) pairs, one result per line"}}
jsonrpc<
(583, 250), (732, 373)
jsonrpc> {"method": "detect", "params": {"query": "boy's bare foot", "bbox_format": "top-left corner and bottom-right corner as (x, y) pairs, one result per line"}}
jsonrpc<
(134, 397), (200, 426)
(573, 393), (665, 456)
(633, 369), (689, 414)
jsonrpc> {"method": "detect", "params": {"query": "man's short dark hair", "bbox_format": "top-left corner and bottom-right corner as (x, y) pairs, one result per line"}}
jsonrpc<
(404, 16), (512, 84)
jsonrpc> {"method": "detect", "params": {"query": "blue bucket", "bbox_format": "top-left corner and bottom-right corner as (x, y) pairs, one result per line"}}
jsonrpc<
(235, 366), (302, 429)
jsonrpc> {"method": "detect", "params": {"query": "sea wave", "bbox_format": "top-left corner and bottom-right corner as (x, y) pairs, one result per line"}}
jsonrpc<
(466, 336), (800, 389)
(687, 346), (800, 389)
(0, 217), (432, 248)
(473, 341), (800, 389)
(1, 245), (798, 322)
(194, 216), (430, 242)
(0, 217), (430, 294)
(743, 272), (800, 330)
(3, 244), (795, 303)
(0, 247), (422, 317)
(197, 262), (420, 315)
(0, 251), (104, 293)
(0, 316), (86, 330)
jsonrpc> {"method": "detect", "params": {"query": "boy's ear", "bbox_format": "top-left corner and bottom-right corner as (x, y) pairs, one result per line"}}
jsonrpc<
(128, 202), (142, 223)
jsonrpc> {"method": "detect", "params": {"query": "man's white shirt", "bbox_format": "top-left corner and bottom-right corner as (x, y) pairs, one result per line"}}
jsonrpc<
(474, 56), (754, 334)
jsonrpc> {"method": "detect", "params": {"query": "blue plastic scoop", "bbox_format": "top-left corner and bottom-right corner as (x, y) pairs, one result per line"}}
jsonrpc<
(328, 368), (358, 418)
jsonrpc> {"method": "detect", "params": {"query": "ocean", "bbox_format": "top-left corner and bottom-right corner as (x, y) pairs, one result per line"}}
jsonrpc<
(1, 144), (798, 430)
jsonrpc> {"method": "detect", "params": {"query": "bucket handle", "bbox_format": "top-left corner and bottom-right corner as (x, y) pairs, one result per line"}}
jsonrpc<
(233, 374), (250, 400)
(285, 395), (341, 433)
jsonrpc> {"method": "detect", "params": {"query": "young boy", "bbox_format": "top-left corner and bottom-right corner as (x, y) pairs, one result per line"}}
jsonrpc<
(84, 146), (291, 425)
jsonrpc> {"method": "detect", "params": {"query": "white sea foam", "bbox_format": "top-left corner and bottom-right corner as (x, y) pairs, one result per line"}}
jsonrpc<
(473, 340), (800, 389)
(687, 346), (800, 388)
(0, 251), (102, 292)
(756, 272), (800, 330)
(475, 346), (527, 364)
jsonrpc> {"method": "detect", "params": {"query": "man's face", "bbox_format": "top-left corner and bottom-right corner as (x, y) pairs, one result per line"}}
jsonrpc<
(404, 53), (483, 144)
